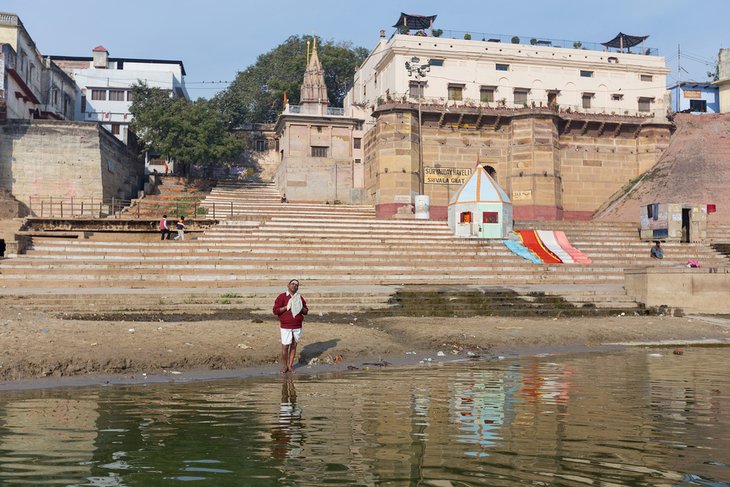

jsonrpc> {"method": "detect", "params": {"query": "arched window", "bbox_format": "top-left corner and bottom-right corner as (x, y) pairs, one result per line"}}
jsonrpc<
(483, 165), (497, 180)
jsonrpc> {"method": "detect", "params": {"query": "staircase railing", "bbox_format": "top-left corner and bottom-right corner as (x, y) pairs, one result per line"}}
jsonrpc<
(27, 196), (259, 220)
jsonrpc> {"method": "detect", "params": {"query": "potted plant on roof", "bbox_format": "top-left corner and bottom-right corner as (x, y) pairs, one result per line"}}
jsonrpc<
(432, 28), (443, 37)
(511, 36), (520, 44)
(464, 33), (472, 40)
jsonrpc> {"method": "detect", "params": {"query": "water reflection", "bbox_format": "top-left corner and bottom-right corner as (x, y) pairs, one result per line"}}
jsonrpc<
(0, 348), (727, 485)
(271, 378), (304, 460)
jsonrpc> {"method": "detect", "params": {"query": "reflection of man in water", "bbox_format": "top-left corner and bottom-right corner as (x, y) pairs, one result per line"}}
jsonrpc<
(271, 378), (304, 459)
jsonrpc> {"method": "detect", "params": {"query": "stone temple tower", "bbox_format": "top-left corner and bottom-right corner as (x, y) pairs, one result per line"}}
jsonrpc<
(300, 38), (329, 114)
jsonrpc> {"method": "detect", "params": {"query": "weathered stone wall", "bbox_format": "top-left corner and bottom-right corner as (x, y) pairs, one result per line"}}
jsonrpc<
(276, 116), (364, 203)
(0, 120), (143, 212)
(364, 106), (672, 220)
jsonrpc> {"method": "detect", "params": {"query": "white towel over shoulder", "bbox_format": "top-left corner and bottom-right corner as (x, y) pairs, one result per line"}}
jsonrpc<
(287, 292), (303, 317)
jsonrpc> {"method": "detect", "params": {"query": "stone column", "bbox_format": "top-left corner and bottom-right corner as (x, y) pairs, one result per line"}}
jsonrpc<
(368, 110), (420, 218)
(508, 115), (563, 220)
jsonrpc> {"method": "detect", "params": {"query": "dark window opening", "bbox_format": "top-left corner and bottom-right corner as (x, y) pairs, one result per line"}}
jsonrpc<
(638, 97), (653, 112)
(483, 165), (497, 180)
(0, 239), (5, 258)
(354, 138), (362, 149)
(460, 212), (472, 223)
(483, 212), (499, 224)
(496, 63), (509, 71)
(480, 87), (495, 103)
(111, 124), (121, 135)
(311, 146), (328, 157)
(255, 139), (268, 151)
(689, 99), (707, 113)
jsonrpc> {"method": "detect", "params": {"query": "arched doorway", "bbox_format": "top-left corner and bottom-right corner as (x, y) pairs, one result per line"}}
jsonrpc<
(483, 165), (497, 181)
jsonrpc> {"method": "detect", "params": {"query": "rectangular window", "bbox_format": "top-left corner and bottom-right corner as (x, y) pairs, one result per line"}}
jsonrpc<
(582, 93), (593, 109)
(109, 89), (125, 101)
(611, 94), (624, 101)
(255, 139), (267, 151)
(448, 84), (463, 101)
(514, 89), (528, 106)
(483, 212), (499, 224)
(354, 158), (362, 164)
(111, 124), (120, 135)
(354, 138), (362, 149)
(495, 63), (509, 71)
(640, 74), (653, 82)
(480, 87), (495, 103)
(127, 90), (134, 102)
(91, 89), (107, 101)
(580, 70), (594, 78)
(547, 91), (558, 106)
(689, 99), (707, 112)
(638, 97), (653, 112)
(409, 81), (424, 99)
(311, 146), (328, 157)
(460, 212), (472, 223)
(429, 59), (444, 67)
(80, 95), (87, 113)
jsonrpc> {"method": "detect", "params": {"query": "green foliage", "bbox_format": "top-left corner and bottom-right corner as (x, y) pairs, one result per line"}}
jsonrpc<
(213, 35), (368, 126)
(463, 33), (472, 40)
(573, 41), (582, 49)
(129, 83), (245, 168)
(530, 38), (537, 45)
(431, 28), (443, 37)
(511, 36), (520, 44)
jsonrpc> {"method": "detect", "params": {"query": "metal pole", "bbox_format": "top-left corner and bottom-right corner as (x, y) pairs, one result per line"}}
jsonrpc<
(418, 80), (424, 196)
(60, 201), (63, 218)
(213, 202), (216, 220)
(81, 201), (84, 216)
(230, 201), (233, 217)
(41, 200), (44, 217)
(137, 201), (140, 219)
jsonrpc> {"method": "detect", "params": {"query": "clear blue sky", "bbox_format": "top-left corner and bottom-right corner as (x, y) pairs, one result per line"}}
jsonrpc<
(5, 0), (728, 98)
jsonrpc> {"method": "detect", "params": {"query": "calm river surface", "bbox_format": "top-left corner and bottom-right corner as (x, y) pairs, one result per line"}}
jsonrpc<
(0, 348), (728, 486)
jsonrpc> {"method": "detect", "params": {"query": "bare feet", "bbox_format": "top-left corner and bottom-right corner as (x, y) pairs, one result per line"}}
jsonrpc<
(287, 367), (296, 374)
(280, 367), (288, 374)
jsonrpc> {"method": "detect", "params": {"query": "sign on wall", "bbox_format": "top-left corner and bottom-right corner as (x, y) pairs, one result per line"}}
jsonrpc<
(511, 190), (532, 201)
(683, 90), (702, 99)
(424, 167), (472, 185)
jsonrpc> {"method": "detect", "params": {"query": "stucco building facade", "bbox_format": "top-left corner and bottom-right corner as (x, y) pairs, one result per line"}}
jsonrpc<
(51, 46), (188, 144)
(345, 23), (673, 219)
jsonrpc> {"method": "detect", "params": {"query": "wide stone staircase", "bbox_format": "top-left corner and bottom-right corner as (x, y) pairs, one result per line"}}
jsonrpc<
(1, 180), (728, 317)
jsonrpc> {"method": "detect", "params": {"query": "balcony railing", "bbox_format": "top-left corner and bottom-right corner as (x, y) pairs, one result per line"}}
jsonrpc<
(285, 104), (347, 116)
(393, 29), (659, 56)
(375, 93), (667, 120)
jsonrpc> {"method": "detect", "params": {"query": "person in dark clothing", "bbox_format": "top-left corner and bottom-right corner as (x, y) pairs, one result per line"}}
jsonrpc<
(650, 241), (664, 259)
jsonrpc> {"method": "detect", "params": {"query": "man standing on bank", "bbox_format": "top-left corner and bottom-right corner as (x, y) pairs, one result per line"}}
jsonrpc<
(273, 279), (308, 374)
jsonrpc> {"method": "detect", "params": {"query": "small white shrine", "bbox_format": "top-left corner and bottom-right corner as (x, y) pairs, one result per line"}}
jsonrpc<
(448, 165), (513, 239)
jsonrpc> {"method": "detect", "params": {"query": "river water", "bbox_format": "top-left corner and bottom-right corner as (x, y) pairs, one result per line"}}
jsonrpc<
(0, 348), (728, 486)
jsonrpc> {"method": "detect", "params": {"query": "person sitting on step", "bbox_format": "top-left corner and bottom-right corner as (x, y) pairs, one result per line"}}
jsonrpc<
(650, 241), (664, 259)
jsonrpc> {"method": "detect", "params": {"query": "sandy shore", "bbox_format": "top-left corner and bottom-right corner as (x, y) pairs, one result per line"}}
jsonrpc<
(1, 309), (729, 387)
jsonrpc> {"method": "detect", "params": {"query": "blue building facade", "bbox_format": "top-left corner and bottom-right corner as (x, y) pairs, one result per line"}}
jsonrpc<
(668, 82), (720, 113)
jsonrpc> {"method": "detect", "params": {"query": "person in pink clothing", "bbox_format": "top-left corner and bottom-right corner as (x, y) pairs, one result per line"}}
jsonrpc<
(273, 279), (308, 374)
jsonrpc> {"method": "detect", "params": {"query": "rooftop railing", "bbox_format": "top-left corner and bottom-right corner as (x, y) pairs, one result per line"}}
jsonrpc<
(284, 104), (347, 116)
(393, 29), (659, 56)
(375, 93), (668, 120)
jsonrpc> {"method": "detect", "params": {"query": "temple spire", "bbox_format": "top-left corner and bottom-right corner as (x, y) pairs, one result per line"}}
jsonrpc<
(300, 36), (329, 110)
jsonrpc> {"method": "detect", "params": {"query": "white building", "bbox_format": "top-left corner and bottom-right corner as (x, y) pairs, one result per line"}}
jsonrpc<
(0, 12), (75, 120)
(51, 46), (189, 143)
(345, 24), (670, 120)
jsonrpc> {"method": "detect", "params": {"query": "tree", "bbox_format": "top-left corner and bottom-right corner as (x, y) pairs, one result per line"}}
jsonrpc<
(213, 35), (368, 126)
(129, 83), (244, 174)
